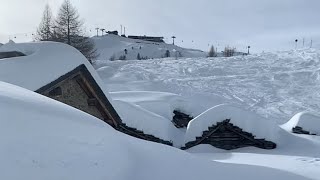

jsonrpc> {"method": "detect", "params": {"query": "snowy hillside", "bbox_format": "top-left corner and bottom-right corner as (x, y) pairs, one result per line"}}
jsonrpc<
(92, 34), (207, 60)
(96, 48), (320, 124)
(94, 48), (320, 179)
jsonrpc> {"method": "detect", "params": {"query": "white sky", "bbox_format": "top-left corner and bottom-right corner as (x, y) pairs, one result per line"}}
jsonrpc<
(1, 0), (319, 52)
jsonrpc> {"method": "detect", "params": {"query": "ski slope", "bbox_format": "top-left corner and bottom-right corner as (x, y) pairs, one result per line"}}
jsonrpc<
(92, 34), (206, 60)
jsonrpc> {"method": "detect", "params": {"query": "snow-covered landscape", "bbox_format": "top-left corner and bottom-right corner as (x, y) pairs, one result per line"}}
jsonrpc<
(1, 39), (320, 180)
(94, 47), (320, 179)
(2, 0), (320, 179)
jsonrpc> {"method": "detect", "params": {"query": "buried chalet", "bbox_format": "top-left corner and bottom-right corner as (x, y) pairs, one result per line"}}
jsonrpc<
(0, 41), (277, 150)
(0, 41), (171, 145)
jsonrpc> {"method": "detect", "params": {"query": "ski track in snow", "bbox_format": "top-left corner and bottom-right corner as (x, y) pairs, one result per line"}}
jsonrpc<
(96, 48), (320, 124)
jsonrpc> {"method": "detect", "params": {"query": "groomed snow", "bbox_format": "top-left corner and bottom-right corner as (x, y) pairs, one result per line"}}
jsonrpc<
(0, 81), (309, 180)
(282, 112), (320, 135)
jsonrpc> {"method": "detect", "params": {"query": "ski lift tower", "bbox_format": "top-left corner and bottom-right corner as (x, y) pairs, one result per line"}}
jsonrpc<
(95, 28), (99, 37)
(100, 28), (105, 36)
(172, 36), (176, 45)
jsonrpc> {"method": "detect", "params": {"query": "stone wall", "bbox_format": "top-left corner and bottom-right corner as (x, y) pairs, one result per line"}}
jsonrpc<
(43, 78), (104, 120)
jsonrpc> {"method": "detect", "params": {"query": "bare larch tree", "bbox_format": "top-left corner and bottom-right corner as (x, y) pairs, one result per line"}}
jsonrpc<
(36, 4), (54, 41)
(54, 0), (98, 63)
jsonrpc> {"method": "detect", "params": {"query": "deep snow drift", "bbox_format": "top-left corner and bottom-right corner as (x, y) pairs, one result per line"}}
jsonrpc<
(0, 81), (309, 180)
(92, 34), (207, 60)
(95, 48), (320, 124)
(1, 41), (320, 179)
(95, 48), (320, 180)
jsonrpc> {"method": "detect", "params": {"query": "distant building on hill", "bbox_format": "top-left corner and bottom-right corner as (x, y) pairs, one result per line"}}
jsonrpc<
(107, 31), (118, 35)
(128, 35), (164, 43)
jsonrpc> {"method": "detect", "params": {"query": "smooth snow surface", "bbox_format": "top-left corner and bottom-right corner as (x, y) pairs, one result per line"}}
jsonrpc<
(282, 112), (320, 135)
(0, 41), (113, 100)
(190, 146), (320, 180)
(0, 81), (310, 180)
(92, 34), (206, 60)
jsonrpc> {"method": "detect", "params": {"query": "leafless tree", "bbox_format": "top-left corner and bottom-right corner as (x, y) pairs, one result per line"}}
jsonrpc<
(55, 0), (98, 63)
(36, 4), (54, 41)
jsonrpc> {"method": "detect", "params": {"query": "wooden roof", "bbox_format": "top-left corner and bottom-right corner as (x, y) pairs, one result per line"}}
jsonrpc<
(182, 119), (276, 150)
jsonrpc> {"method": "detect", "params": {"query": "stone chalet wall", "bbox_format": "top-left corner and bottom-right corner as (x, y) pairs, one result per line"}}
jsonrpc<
(43, 78), (105, 120)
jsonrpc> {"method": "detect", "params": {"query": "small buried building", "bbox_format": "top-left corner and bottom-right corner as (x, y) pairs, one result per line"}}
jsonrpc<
(182, 119), (276, 150)
(282, 112), (320, 136)
(183, 104), (278, 150)
(0, 41), (172, 146)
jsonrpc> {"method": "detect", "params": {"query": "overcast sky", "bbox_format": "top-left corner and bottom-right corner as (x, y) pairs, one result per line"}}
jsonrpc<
(1, 0), (319, 52)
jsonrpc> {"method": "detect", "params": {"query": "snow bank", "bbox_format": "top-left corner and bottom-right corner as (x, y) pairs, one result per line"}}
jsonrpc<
(185, 104), (280, 143)
(282, 112), (320, 135)
(1, 81), (308, 180)
(0, 41), (113, 98)
(110, 91), (195, 119)
(112, 100), (184, 145)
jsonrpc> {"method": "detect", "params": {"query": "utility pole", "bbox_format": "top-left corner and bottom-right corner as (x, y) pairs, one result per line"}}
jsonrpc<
(171, 36), (176, 45)
(95, 28), (99, 37)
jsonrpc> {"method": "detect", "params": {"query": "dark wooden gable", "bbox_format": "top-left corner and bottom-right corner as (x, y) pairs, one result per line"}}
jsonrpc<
(172, 110), (193, 128)
(36, 64), (121, 127)
(182, 119), (276, 150)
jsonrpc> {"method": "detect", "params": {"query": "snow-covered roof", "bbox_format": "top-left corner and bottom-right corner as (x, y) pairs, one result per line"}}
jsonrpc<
(0, 41), (112, 99)
(185, 104), (281, 143)
(281, 112), (320, 135)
